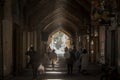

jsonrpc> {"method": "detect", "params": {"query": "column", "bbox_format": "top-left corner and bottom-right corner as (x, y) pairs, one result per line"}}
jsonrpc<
(3, 0), (13, 76)
(76, 33), (79, 50)
(37, 30), (41, 54)
(16, 29), (20, 73)
(27, 32), (30, 48)
(106, 28), (111, 64)
(34, 31), (37, 50)
(118, 27), (120, 73)
(99, 26), (105, 64)
(0, 20), (3, 80)
(30, 32), (34, 45)
(0, 1), (4, 79)
(22, 32), (27, 68)
(19, 31), (23, 70)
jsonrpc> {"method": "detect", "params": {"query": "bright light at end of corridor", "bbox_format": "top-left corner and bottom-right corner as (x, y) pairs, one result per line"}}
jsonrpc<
(45, 79), (64, 80)
(45, 71), (65, 74)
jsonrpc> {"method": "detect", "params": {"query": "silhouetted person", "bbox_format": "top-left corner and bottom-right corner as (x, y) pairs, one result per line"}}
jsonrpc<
(49, 49), (57, 69)
(26, 46), (40, 80)
(81, 49), (89, 74)
(64, 47), (70, 59)
(67, 48), (76, 74)
(47, 46), (52, 57)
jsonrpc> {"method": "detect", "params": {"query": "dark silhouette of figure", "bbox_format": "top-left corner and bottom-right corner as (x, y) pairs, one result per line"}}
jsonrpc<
(64, 47), (70, 59)
(47, 46), (52, 57)
(49, 49), (57, 69)
(67, 48), (76, 74)
(26, 46), (40, 80)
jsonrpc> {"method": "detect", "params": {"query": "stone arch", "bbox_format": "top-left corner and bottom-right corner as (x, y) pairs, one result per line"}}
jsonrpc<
(47, 29), (72, 54)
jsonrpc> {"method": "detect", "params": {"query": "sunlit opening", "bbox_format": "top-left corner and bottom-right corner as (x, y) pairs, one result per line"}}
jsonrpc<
(48, 31), (71, 54)
(45, 71), (66, 74)
(45, 68), (66, 71)
(47, 64), (60, 68)
(44, 79), (64, 80)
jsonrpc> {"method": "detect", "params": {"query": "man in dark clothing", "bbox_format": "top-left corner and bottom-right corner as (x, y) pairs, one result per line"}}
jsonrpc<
(26, 46), (41, 80)
(67, 48), (76, 74)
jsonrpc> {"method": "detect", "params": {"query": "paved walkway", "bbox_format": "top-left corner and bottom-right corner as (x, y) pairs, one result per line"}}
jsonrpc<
(9, 54), (101, 80)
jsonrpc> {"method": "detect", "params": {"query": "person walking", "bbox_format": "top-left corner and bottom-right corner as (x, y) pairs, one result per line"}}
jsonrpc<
(64, 47), (70, 59)
(49, 49), (57, 69)
(26, 46), (41, 80)
(47, 46), (52, 58)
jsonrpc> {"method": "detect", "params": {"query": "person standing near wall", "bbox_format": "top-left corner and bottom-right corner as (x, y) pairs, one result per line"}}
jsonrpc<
(81, 49), (89, 74)
(75, 47), (83, 73)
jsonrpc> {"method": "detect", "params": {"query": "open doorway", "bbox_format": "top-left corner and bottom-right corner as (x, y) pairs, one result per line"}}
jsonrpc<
(48, 31), (71, 54)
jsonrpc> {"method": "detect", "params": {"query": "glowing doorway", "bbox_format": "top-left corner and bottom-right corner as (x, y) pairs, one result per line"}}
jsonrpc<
(48, 31), (71, 54)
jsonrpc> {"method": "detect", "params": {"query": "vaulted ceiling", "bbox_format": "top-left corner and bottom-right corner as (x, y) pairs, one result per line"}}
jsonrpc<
(23, 0), (91, 35)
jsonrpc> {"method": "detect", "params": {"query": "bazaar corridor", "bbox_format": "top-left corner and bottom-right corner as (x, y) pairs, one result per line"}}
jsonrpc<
(9, 54), (101, 80)
(0, 0), (120, 80)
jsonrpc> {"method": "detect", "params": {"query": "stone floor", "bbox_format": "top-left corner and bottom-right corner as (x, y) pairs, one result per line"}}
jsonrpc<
(11, 73), (100, 80)
(9, 54), (102, 80)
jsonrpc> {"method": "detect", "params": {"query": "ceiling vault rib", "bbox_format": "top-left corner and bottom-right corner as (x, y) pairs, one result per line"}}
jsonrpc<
(24, 0), (90, 35)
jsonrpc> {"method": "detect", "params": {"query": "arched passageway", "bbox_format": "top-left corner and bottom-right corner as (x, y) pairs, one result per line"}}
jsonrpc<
(48, 30), (72, 54)
(1, 0), (120, 80)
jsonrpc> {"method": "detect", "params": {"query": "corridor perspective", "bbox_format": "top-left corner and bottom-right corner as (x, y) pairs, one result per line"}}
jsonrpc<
(0, 0), (120, 80)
